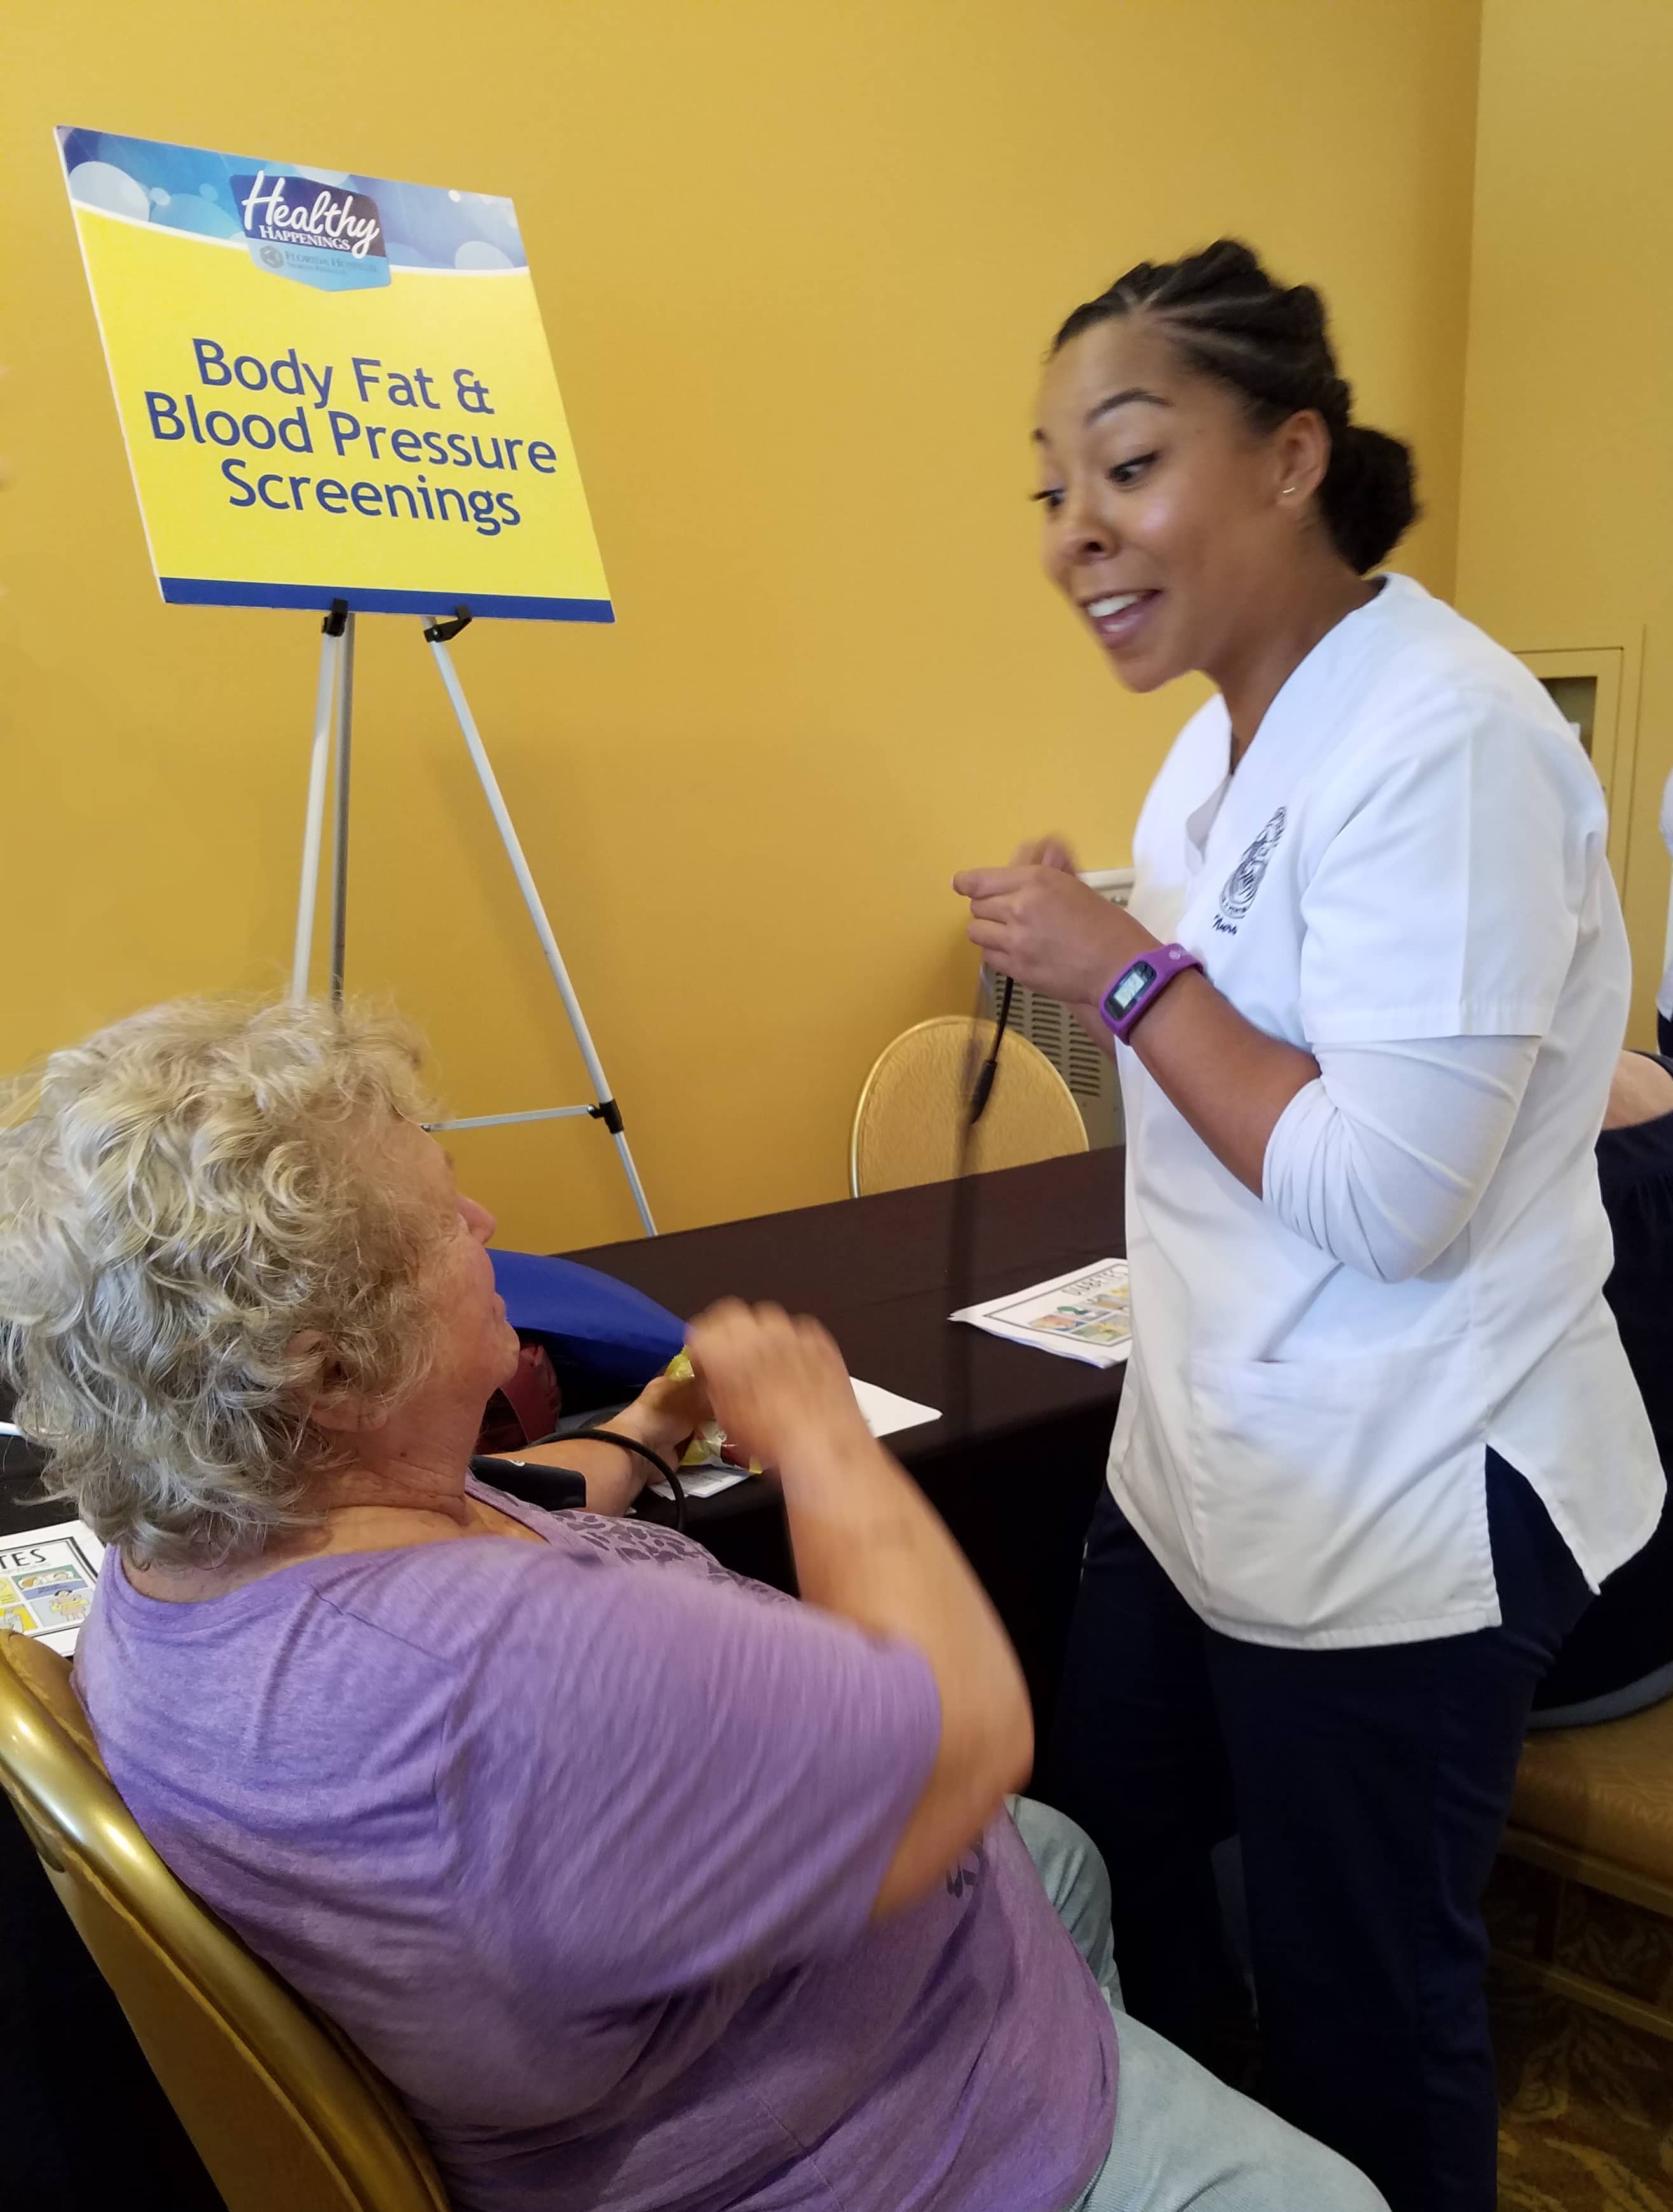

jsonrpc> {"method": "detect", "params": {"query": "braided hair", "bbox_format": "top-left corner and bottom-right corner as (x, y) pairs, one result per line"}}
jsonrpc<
(1053, 240), (1417, 575)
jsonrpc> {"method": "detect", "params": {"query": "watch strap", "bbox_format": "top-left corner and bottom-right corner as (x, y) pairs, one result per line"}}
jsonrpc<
(1098, 942), (1205, 1042)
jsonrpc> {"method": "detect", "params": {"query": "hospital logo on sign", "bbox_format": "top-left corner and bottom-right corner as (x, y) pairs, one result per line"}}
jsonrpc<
(1213, 807), (1287, 936)
(232, 172), (389, 294)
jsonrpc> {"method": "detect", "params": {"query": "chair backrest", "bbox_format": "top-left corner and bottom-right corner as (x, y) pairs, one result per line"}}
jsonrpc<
(850, 1016), (1091, 1197)
(0, 1630), (450, 2212)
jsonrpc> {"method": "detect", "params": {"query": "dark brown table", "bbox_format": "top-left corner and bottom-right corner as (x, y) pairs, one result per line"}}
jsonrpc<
(562, 1145), (1128, 1745)
(0, 1149), (1128, 1723)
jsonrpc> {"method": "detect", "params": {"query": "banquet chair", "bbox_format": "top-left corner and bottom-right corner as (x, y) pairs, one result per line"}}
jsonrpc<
(1496, 1695), (1673, 2041)
(0, 1630), (451, 2212)
(850, 1016), (1089, 1197)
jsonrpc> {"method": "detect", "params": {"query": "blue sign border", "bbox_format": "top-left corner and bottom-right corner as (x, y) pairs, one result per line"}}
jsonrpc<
(160, 577), (614, 623)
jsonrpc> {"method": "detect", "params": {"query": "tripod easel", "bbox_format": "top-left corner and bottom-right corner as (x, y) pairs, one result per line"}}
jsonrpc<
(290, 598), (657, 1236)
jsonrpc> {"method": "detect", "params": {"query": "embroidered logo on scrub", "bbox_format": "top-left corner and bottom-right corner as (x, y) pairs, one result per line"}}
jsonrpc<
(1213, 807), (1287, 936)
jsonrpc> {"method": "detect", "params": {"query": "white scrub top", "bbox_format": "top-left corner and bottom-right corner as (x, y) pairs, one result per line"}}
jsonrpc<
(1112, 573), (1663, 1650)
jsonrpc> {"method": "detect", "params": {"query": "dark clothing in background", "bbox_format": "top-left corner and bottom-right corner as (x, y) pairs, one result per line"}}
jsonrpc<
(1530, 1053), (1673, 1720)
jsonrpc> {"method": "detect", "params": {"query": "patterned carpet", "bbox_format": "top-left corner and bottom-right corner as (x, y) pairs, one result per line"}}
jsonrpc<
(1487, 1858), (1673, 2209)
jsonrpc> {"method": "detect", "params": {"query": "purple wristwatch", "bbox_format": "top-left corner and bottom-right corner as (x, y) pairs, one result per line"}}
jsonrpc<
(1097, 942), (1205, 1042)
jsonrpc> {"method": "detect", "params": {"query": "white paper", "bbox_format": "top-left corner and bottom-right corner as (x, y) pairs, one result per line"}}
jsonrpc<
(849, 1377), (941, 1438)
(0, 1520), (106, 1656)
(952, 1259), (1132, 1370)
(666, 1467), (753, 1499)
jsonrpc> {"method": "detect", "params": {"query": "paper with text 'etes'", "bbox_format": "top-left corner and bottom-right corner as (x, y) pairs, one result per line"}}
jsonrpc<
(0, 1522), (107, 1658)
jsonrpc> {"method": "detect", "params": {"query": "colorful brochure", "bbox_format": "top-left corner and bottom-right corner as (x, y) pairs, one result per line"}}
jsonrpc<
(952, 1260), (1132, 1370)
(0, 1522), (107, 1656)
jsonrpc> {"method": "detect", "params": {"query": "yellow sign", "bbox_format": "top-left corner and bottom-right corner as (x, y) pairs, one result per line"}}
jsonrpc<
(57, 127), (611, 622)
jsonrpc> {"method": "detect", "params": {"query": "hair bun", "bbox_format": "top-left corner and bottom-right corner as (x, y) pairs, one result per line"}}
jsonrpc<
(1318, 423), (1418, 574)
(1052, 242), (1421, 575)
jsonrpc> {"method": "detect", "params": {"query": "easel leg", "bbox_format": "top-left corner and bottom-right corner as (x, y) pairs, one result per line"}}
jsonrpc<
(291, 601), (349, 1002)
(328, 612), (356, 1006)
(425, 626), (658, 1236)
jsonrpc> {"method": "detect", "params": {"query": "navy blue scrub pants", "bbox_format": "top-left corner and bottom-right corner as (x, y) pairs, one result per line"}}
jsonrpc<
(1046, 1451), (1591, 2212)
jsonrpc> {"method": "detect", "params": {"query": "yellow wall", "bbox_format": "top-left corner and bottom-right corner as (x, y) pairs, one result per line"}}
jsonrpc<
(2, 0), (1480, 1249)
(1456, 0), (1671, 1047)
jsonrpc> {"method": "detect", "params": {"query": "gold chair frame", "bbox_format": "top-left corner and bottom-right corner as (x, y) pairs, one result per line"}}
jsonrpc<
(0, 1630), (450, 2211)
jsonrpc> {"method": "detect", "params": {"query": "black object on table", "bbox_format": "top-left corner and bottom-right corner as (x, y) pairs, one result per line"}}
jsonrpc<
(561, 1146), (1128, 1747)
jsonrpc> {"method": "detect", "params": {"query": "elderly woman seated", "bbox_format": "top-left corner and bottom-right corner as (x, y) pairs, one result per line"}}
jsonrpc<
(0, 999), (1383, 2212)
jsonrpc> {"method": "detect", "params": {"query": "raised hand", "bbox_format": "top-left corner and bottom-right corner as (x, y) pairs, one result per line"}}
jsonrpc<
(1009, 833), (1079, 873)
(952, 860), (1151, 1004)
(685, 1300), (873, 1474)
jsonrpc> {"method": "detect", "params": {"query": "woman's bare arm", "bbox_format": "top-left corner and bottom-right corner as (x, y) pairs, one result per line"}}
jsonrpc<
(688, 1301), (1034, 1916)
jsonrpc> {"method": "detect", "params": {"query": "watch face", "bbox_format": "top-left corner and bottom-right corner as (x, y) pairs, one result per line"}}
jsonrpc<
(1107, 961), (1156, 1017)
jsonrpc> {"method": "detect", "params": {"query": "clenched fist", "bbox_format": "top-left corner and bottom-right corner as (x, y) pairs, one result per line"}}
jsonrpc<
(685, 1300), (873, 1473)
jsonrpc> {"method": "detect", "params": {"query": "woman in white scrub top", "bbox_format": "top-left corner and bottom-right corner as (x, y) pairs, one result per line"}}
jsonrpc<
(956, 242), (1661, 2212)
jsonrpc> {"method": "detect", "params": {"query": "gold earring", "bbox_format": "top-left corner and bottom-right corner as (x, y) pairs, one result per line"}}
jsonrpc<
(1281, 484), (1297, 498)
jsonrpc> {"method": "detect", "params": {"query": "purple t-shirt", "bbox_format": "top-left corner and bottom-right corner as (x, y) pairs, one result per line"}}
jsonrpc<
(74, 1482), (1115, 2212)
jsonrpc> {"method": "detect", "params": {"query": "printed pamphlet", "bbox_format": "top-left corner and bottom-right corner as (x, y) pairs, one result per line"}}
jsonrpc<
(951, 1260), (1132, 1370)
(0, 1522), (106, 1656)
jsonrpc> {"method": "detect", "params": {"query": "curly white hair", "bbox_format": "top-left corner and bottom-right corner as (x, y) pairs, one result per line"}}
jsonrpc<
(0, 997), (446, 1564)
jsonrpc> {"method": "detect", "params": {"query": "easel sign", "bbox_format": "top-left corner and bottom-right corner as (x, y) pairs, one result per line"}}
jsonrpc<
(55, 126), (610, 620)
(56, 126), (655, 1233)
